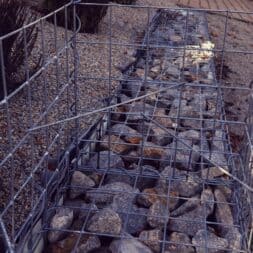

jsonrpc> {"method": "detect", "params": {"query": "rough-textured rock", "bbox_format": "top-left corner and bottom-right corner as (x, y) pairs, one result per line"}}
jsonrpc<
(122, 79), (144, 98)
(78, 235), (101, 253)
(138, 142), (166, 164)
(87, 208), (122, 235)
(86, 182), (137, 206)
(192, 229), (228, 253)
(110, 124), (142, 143)
(170, 140), (200, 170)
(151, 125), (174, 146)
(153, 108), (173, 128)
(201, 167), (225, 180)
(171, 196), (200, 217)
(109, 238), (153, 253)
(165, 232), (194, 253)
(99, 135), (132, 154)
(88, 151), (124, 170)
(147, 200), (169, 228)
(78, 203), (98, 222)
(124, 101), (154, 122)
(111, 192), (147, 234)
(175, 176), (201, 198)
(139, 229), (162, 253)
(214, 189), (241, 251)
(69, 171), (95, 199)
(169, 189), (214, 236)
(137, 188), (160, 208)
(156, 166), (201, 198)
(48, 208), (74, 243)
(49, 233), (101, 253)
(214, 188), (234, 236)
(134, 165), (160, 190)
(118, 205), (148, 235)
(225, 227), (242, 252)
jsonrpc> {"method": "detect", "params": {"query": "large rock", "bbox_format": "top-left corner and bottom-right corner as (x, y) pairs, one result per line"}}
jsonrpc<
(48, 208), (74, 243)
(214, 188), (234, 236)
(153, 108), (173, 128)
(87, 208), (122, 235)
(169, 189), (214, 236)
(49, 233), (101, 253)
(99, 135), (133, 154)
(192, 229), (228, 253)
(86, 182), (137, 206)
(165, 232), (194, 253)
(123, 102), (154, 122)
(110, 124), (142, 144)
(110, 238), (153, 253)
(156, 166), (201, 198)
(69, 171), (95, 199)
(147, 200), (169, 229)
(88, 151), (124, 170)
(138, 142), (166, 167)
(139, 229), (162, 253)
(111, 192), (147, 235)
(77, 235), (101, 253)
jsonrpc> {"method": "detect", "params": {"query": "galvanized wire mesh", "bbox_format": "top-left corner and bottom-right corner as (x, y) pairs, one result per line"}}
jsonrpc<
(0, 2), (252, 253)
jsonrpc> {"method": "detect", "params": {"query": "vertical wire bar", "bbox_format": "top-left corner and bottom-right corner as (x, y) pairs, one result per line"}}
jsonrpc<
(64, 5), (71, 147)
(209, 10), (229, 161)
(23, 25), (36, 251)
(139, 6), (151, 173)
(107, 4), (113, 177)
(73, 2), (80, 173)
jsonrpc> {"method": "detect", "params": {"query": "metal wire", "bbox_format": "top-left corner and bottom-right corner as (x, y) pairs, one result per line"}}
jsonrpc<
(0, 2), (252, 253)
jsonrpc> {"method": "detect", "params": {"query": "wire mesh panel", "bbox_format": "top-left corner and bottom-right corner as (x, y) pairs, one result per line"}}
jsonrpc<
(0, 2), (252, 253)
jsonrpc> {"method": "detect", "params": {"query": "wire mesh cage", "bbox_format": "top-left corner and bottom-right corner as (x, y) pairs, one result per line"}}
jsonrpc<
(0, 2), (252, 253)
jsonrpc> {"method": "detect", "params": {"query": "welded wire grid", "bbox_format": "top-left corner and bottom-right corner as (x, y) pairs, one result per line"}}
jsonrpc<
(0, 2), (252, 253)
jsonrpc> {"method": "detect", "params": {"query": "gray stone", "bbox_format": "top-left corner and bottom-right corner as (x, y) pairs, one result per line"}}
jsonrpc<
(87, 208), (122, 235)
(124, 102), (154, 122)
(171, 196), (200, 217)
(139, 229), (162, 253)
(110, 238), (153, 253)
(160, 140), (200, 170)
(201, 167), (225, 180)
(156, 166), (201, 198)
(214, 189), (234, 236)
(153, 108), (173, 129)
(86, 182), (137, 206)
(176, 176), (202, 198)
(178, 130), (200, 144)
(192, 229), (228, 253)
(99, 135), (132, 154)
(163, 62), (180, 78)
(169, 189), (214, 236)
(77, 235), (101, 253)
(225, 227), (242, 252)
(110, 188), (147, 234)
(118, 205), (148, 235)
(79, 203), (98, 222)
(165, 232), (194, 253)
(151, 125), (174, 146)
(110, 124), (142, 143)
(69, 171), (95, 199)
(147, 200), (169, 229)
(134, 165), (160, 190)
(123, 80), (143, 98)
(88, 151), (124, 170)
(48, 208), (74, 243)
